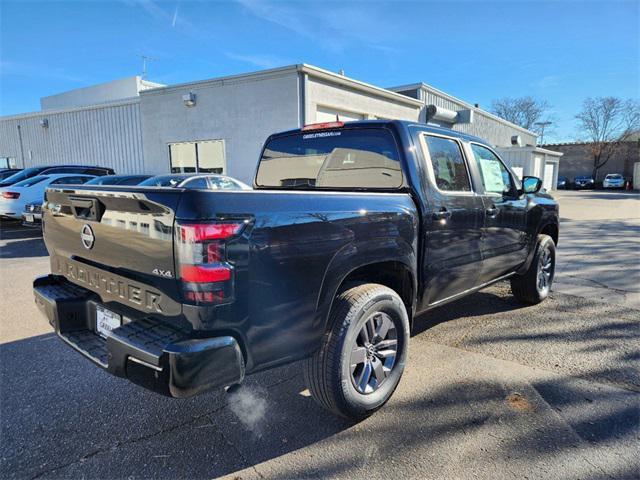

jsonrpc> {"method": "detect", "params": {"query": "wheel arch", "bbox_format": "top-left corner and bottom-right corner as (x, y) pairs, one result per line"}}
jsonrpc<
(316, 238), (417, 334)
(539, 222), (559, 246)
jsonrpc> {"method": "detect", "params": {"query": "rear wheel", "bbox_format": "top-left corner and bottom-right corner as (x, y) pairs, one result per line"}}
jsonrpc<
(511, 234), (556, 304)
(303, 283), (410, 420)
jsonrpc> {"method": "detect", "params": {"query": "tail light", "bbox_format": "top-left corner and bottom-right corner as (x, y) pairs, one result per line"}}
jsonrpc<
(175, 220), (248, 305)
(302, 121), (344, 131)
(2, 192), (20, 199)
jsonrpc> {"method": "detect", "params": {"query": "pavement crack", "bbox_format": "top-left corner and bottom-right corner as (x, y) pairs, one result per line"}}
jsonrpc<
(27, 374), (300, 479)
(559, 274), (636, 294)
(28, 405), (227, 479)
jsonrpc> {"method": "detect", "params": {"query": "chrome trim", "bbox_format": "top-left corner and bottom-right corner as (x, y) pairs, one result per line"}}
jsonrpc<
(128, 356), (163, 372)
(428, 272), (516, 307)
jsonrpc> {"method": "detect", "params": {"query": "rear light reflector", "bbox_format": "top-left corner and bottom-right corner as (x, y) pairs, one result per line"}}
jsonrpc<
(180, 265), (231, 283)
(2, 192), (20, 199)
(302, 121), (344, 131)
(175, 220), (248, 305)
(179, 223), (244, 243)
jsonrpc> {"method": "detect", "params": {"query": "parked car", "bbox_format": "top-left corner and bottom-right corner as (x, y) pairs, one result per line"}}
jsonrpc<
(0, 168), (22, 181)
(556, 176), (569, 189)
(21, 202), (44, 227)
(0, 165), (114, 187)
(139, 174), (251, 190)
(33, 120), (559, 420)
(84, 175), (152, 186)
(0, 174), (96, 219)
(602, 173), (625, 189)
(574, 175), (595, 189)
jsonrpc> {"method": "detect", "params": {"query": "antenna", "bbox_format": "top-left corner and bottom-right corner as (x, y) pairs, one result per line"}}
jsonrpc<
(138, 55), (158, 78)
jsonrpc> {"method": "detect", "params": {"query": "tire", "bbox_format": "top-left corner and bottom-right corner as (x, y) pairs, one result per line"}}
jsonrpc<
(303, 283), (410, 420)
(510, 234), (556, 304)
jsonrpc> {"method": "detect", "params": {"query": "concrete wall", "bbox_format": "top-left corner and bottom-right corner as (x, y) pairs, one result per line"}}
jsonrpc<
(139, 69), (301, 183)
(39, 77), (161, 111)
(0, 100), (144, 174)
(547, 142), (640, 181)
(305, 77), (421, 124)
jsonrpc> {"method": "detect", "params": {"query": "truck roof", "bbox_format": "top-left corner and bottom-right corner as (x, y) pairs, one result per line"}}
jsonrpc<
(273, 119), (493, 147)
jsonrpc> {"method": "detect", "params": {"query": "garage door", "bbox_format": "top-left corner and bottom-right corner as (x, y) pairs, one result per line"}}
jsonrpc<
(316, 106), (364, 123)
(543, 162), (555, 191)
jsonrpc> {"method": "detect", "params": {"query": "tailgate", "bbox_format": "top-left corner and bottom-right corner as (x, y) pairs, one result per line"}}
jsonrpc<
(43, 186), (183, 316)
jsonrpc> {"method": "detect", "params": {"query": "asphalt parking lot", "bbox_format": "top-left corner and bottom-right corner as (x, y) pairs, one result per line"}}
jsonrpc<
(1, 190), (638, 479)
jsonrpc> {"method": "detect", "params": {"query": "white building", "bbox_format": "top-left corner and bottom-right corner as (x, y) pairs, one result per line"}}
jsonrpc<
(0, 64), (560, 189)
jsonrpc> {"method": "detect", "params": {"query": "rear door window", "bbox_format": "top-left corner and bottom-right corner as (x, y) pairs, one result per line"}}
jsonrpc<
(256, 128), (402, 189)
(423, 135), (471, 192)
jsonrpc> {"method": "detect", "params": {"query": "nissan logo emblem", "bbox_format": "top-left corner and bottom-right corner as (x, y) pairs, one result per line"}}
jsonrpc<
(81, 224), (95, 250)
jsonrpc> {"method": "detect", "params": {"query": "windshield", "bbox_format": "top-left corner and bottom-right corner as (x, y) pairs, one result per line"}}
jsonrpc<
(606, 174), (623, 179)
(12, 175), (50, 187)
(255, 128), (402, 189)
(139, 175), (189, 187)
(0, 167), (42, 185)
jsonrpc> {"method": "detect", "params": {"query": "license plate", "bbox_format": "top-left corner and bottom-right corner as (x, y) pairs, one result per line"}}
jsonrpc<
(96, 305), (121, 338)
(24, 213), (34, 223)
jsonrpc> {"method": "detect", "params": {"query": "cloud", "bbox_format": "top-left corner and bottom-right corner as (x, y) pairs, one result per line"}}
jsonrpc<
(125, 0), (197, 36)
(235, 0), (399, 53)
(171, 4), (179, 28)
(0, 61), (85, 83)
(224, 52), (292, 69)
(532, 75), (561, 89)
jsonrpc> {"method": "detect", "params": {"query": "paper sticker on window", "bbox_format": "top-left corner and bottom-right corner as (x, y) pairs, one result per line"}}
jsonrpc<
(479, 159), (505, 193)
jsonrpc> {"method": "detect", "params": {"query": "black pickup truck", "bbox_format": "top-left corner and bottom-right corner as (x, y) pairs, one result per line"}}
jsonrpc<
(34, 120), (559, 419)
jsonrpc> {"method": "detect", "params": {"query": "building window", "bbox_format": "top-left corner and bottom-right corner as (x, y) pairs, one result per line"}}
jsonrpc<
(168, 140), (225, 174)
(0, 157), (17, 169)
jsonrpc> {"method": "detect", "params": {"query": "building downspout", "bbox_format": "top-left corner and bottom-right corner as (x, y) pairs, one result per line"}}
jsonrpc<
(298, 71), (308, 127)
(17, 124), (25, 167)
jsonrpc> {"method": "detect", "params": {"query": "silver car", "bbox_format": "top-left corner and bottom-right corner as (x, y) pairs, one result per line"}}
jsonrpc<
(603, 173), (625, 189)
(22, 202), (43, 227)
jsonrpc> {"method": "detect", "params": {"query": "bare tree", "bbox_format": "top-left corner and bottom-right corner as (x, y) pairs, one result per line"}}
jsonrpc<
(575, 97), (640, 180)
(490, 96), (552, 132)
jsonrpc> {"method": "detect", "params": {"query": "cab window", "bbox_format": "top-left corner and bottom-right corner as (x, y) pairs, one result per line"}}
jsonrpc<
(182, 177), (209, 189)
(423, 135), (471, 192)
(470, 144), (515, 196)
(49, 176), (91, 185)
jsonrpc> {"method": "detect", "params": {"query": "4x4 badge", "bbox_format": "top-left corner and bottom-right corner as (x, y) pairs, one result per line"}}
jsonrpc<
(80, 224), (95, 250)
(152, 268), (173, 278)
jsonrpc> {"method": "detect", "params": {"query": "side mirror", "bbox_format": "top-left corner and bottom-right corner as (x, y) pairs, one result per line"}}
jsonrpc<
(522, 176), (543, 194)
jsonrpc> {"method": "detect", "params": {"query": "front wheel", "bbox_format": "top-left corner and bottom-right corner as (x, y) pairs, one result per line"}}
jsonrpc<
(303, 283), (410, 420)
(511, 234), (556, 304)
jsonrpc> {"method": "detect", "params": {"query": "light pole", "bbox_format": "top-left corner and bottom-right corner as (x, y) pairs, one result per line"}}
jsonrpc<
(534, 121), (552, 145)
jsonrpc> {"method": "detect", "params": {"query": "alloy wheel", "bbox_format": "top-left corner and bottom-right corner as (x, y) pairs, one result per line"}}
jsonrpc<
(537, 246), (554, 293)
(349, 312), (398, 394)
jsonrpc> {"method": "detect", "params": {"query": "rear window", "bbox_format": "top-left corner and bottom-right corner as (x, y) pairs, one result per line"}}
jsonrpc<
(255, 128), (402, 189)
(139, 175), (188, 187)
(12, 175), (50, 187)
(84, 176), (118, 185)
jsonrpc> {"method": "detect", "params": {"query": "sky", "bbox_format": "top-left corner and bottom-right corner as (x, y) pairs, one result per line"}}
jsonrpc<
(0, 0), (638, 141)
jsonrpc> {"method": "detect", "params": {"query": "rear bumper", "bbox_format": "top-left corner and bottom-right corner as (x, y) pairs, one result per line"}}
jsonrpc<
(33, 275), (245, 398)
(22, 213), (42, 227)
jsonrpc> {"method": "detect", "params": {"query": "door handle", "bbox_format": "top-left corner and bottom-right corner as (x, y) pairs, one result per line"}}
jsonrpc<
(432, 208), (452, 221)
(486, 207), (499, 217)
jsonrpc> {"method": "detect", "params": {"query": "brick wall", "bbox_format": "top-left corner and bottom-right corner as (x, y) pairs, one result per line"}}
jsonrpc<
(544, 141), (640, 181)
